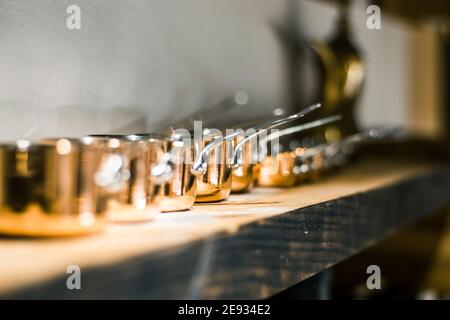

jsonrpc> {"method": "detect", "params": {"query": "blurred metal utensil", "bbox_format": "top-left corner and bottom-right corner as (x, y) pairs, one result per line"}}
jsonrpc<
(255, 115), (342, 188)
(294, 127), (408, 177)
(229, 104), (322, 193)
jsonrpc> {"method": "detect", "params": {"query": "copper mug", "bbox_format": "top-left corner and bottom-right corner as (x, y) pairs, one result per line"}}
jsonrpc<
(0, 138), (108, 237)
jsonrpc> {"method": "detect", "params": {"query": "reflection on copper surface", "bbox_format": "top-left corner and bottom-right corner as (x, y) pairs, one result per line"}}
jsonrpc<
(195, 133), (234, 203)
(257, 152), (297, 188)
(0, 139), (107, 237)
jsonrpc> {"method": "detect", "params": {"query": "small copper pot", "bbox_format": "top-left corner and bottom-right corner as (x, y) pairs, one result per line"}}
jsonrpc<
(230, 133), (256, 193)
(86, 135), (146, 222)
(191, 130), (240, 203)
(291, 128), (401, 182)
(135, 133), (197, 213)
(190, 109), (321, 200)
(230, 103), (322, 193)
(293, 146), (325, 184)
(255, 115), (341, 188)
(257, 151), (298, 187)
(87, 134), (194, 221)
(93, 133), (197, 216)
(0, 138), (107, 237)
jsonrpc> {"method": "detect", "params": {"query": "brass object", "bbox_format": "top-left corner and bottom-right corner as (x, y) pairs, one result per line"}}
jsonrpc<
(0, 139), (107, 237)
(311, 0), (364, 142)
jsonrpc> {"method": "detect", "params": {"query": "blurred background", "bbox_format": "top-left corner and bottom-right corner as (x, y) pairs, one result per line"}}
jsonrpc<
(0, 0), (447, 140)
(0, 0), (449, 299)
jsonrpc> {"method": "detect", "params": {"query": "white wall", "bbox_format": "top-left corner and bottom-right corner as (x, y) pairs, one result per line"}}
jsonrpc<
(0, 0), (418, 141)
(0, 0), (289, 140)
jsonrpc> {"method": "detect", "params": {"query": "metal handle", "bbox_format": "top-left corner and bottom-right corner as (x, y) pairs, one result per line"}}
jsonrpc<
(301, 127), (404, 161)
(192, 103), (322, 175)
(296, 127), (407, 173)
(237, 114), (341, 165)
(191, 131), (242, 175)
(231, 103), (322, 168)
(150, 140), (186, 184)
(262, 115), (341, 144)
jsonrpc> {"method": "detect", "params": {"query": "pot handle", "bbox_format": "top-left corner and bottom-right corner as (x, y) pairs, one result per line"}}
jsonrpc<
(231, 103), (322, 168)
(295, 127), (406, 173)
(191, 103), (322, 175)
(191, 131), (242, 176)
(257, 115), (341, 162)
(150, 140), (186, 184)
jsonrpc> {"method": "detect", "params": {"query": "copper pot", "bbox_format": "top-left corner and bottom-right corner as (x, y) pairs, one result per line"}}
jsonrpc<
(0, 138), (107, 237)
(230, 103), (322, 193)
(135, 133), (197, 213)
(255, 115), (342, 188)
(190, 108), (309, 201)
(86, 135), (144, 222)
(230, 133), (257, 193)
(86, 134), (195, 221)
(291, 127), (403, 182)
(191, 130), (240, 203)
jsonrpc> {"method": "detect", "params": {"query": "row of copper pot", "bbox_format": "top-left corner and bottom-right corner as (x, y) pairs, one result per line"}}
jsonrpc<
(0, 103), (344, 237)
(256, 127), (404, 188)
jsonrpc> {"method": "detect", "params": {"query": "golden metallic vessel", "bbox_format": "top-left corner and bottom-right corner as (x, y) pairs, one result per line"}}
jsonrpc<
(310, 0), (365, 142)
(88, 134), (196, 220)
(0, 138), (107, 237)
(230, 133), (256, 193)
(192, 130), (239, 203)
(230, 103), (323, 193)
(257, 151), (298, 188)
(146, 133), (197, 212)
(192, 105), (323, 200)
(255, 115), (341, 188)
(87, 135), (148, 222)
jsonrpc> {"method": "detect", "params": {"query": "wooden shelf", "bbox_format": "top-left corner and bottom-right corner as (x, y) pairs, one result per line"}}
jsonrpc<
(1, 157), (449, 299)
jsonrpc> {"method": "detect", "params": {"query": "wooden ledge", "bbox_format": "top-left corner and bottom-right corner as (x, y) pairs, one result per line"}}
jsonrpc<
(1, 157), (449, 299)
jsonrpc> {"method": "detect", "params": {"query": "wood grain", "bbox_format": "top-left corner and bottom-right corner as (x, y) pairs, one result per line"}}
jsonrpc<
(0, 157), (449, 299)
